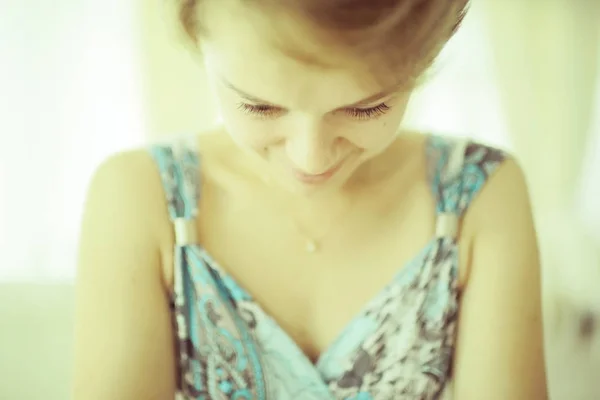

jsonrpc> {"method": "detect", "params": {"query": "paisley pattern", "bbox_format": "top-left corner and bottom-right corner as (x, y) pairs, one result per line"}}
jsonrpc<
(150, 134), (506, 399)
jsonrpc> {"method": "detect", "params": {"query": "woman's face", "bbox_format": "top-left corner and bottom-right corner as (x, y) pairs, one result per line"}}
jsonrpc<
(201, 3), (413, 195)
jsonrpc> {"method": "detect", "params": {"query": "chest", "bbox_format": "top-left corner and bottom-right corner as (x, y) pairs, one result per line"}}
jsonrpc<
(196, 182), (437, 361)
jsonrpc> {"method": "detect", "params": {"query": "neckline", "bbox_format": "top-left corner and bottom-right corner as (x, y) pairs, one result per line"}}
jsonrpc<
(189, 236), (445, 367)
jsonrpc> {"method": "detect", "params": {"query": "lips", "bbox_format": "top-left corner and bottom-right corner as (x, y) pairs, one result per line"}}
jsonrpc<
(291, 161), (344, 184)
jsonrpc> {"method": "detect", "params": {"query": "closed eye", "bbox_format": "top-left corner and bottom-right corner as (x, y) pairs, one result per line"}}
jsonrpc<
(345, 103), (391, 120)
(236, 102), (391, 121)
(236, 102), (284, 119)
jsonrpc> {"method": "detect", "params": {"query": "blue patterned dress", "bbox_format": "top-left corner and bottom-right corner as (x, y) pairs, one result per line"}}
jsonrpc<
(149, 134), (506, 400)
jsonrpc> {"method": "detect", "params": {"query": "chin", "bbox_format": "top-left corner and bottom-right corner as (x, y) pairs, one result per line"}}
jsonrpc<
(279, 165), (356, 197)
(287, 181), (343, 198)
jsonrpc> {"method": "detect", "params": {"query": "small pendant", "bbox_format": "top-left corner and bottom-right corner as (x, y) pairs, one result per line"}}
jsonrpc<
(306, 239), (318, 253)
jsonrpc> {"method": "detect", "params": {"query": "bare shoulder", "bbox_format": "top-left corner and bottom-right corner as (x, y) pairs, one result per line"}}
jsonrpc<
(87, 148), (165, 203)
(81, 149), (174, 264)
(73, 148), (176, 399)
(466, 155), (531, 234)
(454, 154), (548, 399)
(461, 153), (539, 293)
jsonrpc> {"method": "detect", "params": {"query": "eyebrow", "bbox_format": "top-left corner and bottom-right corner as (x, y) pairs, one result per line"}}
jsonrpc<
(221, 78), (396, 109)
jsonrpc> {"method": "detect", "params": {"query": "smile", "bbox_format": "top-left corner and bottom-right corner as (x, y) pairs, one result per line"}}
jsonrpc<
(290, 161), (345, 184)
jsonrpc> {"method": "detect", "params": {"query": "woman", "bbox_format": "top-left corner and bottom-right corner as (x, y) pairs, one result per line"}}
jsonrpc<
(72, 0), (548, 398)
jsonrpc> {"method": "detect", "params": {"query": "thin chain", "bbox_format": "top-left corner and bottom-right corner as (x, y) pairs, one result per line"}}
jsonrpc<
(288, 197), (356, 253)
(261, 174), (357, 253)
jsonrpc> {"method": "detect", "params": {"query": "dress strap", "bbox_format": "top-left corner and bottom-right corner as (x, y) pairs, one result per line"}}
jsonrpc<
(426, 135), (507, 239)
(149, 136), (201, 246)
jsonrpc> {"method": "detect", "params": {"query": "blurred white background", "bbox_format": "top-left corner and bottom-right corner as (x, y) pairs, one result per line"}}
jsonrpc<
(0, 0), (599, 398)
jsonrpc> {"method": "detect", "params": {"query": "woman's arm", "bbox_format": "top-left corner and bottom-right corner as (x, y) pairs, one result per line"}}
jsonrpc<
(453, 159), (548, 399)
(72, 151), (176, 399)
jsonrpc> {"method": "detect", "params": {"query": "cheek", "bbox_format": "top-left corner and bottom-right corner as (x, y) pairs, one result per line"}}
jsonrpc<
(342, 112), (405, 152)
(338, 97), (409, 151)
(214, 92), (281, 152)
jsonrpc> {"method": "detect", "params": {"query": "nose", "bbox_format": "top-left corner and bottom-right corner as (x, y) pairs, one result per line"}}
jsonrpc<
(285, 118), (339, 175)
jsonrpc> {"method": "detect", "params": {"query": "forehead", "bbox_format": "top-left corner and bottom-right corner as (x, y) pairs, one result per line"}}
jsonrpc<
(200, 1), (392, 111)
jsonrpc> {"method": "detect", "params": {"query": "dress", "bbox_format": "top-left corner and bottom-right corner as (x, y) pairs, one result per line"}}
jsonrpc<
(149, 134), (506, 399)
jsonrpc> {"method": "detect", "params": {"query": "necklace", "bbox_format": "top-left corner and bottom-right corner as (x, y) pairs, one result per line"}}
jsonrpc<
(305, 239), (319, 253)
(288, 197), (356, 254)
(261, 174), (356, 254)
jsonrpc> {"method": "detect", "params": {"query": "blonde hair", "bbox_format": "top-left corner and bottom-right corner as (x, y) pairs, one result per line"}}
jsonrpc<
(175, 0), (469, 88)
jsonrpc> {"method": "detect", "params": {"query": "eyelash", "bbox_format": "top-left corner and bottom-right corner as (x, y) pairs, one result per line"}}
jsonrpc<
(346, 103), (391, 120)
(236, 102), (391, 121)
